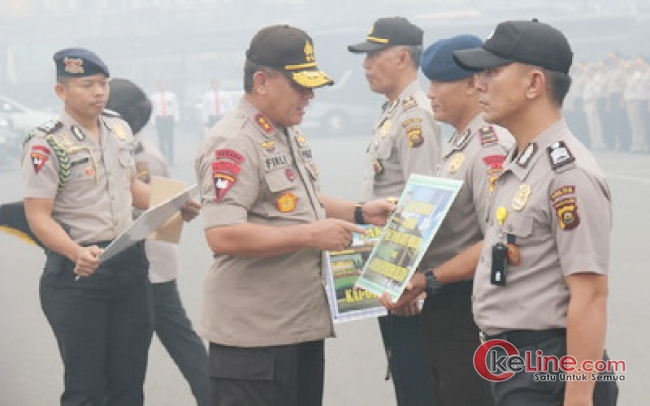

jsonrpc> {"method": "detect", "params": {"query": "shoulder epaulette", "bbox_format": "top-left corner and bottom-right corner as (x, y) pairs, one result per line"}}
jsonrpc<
(479, 126), (499, 146)
(547, 141), (576, 172)
(402, 96), (417, 111)
(24, 119), (62, 146)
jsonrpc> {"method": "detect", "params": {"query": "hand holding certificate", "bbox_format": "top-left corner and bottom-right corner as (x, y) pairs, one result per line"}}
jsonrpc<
(354, 174), (463, 302)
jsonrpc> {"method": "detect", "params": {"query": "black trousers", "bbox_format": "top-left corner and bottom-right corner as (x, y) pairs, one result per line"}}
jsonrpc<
(40, 242), (153, 406)
(378, 314), (437, 406)
(153, 280), (208, 406)
(487, 331), (619, 406)
(155, 115), (175, 165)
(208, 340), (324, 406)
(423, 288), (494, 406)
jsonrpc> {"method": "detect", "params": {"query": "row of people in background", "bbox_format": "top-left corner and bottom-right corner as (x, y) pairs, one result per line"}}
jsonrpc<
(565, 53), (650, 153)
(16, 14), (620, 406)
(148, 78), (235, 165)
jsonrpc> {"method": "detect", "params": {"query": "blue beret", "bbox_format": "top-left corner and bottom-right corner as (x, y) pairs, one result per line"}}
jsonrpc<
(53, 47), (110, 78)
(421, 35), (483, 82)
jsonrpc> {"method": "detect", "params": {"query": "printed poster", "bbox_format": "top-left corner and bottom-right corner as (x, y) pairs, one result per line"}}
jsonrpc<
(324, 225), (388, 323)
(354, 174), (463, 302)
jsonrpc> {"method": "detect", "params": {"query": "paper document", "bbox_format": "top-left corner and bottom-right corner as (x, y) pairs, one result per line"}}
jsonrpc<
(99, 184), (198, 262)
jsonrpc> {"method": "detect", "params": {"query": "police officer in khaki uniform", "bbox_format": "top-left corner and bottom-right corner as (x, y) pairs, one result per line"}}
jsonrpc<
(22, 49), (158, 405)
(347, 17), (442, 406)
(384, 35), (513, 406)
(453, 19), (619, 405)
(194, 25), (394, 406)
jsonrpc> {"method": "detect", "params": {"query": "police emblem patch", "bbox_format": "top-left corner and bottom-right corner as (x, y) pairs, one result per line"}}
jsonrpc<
(30, 145), (50, 174)
(406, 126), (424, 148)
(276, 192), (298, 213)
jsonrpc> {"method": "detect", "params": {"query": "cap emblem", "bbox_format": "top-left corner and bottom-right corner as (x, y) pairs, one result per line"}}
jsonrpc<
(63, 57), (84, 74)
(304, 41), (314, 62)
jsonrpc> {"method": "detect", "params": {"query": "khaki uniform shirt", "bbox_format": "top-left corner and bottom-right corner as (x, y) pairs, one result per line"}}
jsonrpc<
(421, 115), (513, 288)
(473, 120), (611, 335)
(22, 111), (136, 245)
(195, 98), (334, 347)
(362, 80), (442, 200)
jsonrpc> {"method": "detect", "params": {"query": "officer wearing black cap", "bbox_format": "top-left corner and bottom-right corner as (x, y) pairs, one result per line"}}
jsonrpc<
(195, 25), (394, 406)
(454, 20), (619, 405)
(384, 34), (513, 406)
(348, 16), (441, 406)
(22, 47), (159, 405)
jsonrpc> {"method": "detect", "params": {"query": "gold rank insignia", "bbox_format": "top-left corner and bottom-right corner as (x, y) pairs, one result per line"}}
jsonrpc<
(297, 134), (307, 146)
(511, 184), (532, 211)
(254, 114), (274, 135)
(379, 119), (392, 136)
(402, 97), (417, 111)
(447, 152), (465, 174)
(113, 123), (127, 141)
(276, 192), (298, 213)
(261, 140), (275, 153)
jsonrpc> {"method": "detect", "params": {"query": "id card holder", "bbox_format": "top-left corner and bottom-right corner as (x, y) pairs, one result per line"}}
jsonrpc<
(491, 242), (508, 286)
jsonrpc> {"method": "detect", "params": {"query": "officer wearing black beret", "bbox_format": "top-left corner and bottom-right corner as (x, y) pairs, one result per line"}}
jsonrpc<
(22, 48), (167, 405)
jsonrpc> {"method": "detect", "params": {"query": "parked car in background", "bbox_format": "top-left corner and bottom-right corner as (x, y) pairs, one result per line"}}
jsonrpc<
(0, 114), (21, 165)
(0, 94), (57, 137)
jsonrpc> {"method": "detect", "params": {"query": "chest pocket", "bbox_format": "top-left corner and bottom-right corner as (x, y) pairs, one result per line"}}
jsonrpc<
(264, 169), (307, 215)
(501, 215), (534, 239)
(67, 149), (96, 183)
(374, 136), (394, 160)
(118, 146), (136, 179)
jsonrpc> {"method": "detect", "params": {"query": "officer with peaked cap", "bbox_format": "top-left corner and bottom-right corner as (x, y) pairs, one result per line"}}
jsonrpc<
(384, 34), (513, 406)
(194, 24), (394, 406)
(348, 16), (441, 406)
(453, 19), (619, 405)
(22, 47), (198, 405)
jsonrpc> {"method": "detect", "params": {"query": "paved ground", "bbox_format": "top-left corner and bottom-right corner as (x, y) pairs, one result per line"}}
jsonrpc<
(0, 129), (647, 405)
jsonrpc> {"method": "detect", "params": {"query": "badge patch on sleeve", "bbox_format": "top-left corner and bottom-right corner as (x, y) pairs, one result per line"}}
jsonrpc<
(212, 149), (244, 201)
(550, 186), (580, 230)
(30, 145), (51, 174)
(406, 126), (424, 148)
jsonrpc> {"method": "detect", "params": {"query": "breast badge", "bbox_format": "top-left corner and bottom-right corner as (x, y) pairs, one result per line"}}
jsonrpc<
(276, 192), (298, 213)
(511, 184), (531, 211)
(446, 153), (465, 174)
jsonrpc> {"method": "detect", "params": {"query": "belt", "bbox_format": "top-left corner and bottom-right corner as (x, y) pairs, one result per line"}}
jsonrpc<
(480, 328), (566, 347)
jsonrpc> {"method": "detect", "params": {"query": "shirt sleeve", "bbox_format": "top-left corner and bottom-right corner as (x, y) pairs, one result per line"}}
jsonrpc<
(22, 136), (60, 199)
(196, 128), (260, 230)
(395, 108), (441, 179)
(550, 168), (611, 276)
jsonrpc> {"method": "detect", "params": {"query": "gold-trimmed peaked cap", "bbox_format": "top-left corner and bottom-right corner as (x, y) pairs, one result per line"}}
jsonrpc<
(53, 47), (110, 78)
(348, 17), (423, 53)
(246, 24), (334, 89)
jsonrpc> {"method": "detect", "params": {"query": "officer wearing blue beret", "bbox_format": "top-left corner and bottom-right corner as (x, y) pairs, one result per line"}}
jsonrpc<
(21, 47), (199, 405)
(383, 34), (513, 406)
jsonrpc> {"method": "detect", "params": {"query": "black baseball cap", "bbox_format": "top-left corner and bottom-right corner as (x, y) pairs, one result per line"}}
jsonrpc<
(246, 24), (333, 88)
(348, 17), (423, 53)
(453, 19), (573, 74)
(53, 47), (110, 78)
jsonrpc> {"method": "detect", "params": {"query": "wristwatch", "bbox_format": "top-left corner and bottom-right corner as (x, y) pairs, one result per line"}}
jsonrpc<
(423, 268), (443, 297)
(354, 203), (365, 224)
